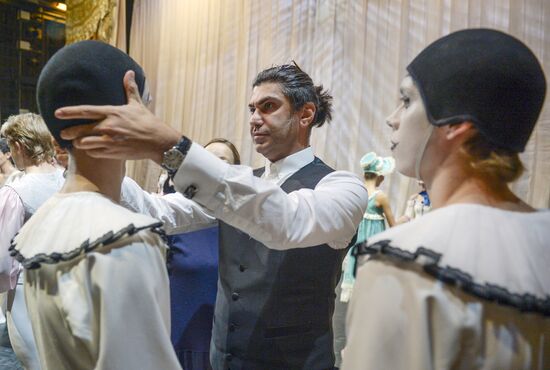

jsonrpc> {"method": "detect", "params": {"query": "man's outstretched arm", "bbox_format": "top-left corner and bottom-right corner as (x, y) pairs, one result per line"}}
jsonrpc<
(58, 71), (368, 250)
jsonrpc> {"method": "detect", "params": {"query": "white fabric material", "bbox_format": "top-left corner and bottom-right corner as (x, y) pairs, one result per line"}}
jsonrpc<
(0, 169), (64, 370)
(120, 176), (216, 235)
(368, 204), (550, 297)
(261, 146), (315, 185)
(126, 0), (550, 210)
(343, 204), (550, 370)
(2, 170), (20, 186)
(6, 169), (65, 221)
(13, 192), (181, 370)
(13, 191), (161, 258)
(405, 195), (431, 220)
(6, 276), (40, 370)
(173, 143), (368, 250)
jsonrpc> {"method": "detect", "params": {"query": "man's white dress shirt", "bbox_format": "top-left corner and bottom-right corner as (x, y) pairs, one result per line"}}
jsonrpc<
(123, 144), (368, 251)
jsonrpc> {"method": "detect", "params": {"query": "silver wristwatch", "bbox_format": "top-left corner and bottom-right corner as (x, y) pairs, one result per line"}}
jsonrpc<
(161, 136), (192, 176)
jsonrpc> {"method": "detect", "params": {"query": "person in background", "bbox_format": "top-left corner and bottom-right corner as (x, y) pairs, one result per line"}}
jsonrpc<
(0, 137), (22, 336)
(343, 29), (549, 369)
(157, 170), (172, 195)
(0, 113), (64, 370)
(397, 180), (430, 223)
(0, 138), (18, 186)
(168, 138), (240, 370)
(158, 138), (240, 195)
(333, 151), (395, 368)
(202, 138), (241, 165)
(11, 41), (181, 370)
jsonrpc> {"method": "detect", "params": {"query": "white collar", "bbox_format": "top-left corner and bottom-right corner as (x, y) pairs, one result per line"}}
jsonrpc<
(368, 203), (550, 299)
(262, 147), (315, 185)
(13, 191), (163, 261)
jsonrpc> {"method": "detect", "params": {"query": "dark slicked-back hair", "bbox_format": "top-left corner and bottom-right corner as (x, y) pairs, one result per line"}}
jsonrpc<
(252, 62), (332, 128)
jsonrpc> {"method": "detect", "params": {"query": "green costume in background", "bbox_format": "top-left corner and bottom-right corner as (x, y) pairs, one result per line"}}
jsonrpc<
(333, 152), (395, 368)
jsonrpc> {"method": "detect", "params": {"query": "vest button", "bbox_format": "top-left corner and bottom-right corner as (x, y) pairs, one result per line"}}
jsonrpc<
(239, 265), (246, 272)
(231, 292), (240, 301)
(226, 353), (233, 361)
(229, 323), (236, 332)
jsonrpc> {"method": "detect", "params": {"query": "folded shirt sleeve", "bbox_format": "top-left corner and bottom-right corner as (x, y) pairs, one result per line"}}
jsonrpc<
(120, 176), (216, 235)
(173, 143), (368, 250)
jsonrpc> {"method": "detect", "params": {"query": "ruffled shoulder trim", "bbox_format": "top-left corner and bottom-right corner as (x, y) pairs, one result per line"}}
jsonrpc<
(354, 240), (550, 316)
(9, 222), (166, 270)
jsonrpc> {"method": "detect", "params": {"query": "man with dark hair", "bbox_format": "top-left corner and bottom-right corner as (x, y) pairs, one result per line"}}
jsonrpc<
(58, 63), (368, 370)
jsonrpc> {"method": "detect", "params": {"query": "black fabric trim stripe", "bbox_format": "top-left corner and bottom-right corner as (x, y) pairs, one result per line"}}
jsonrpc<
(9, 222), (164, 270)
(353, 239), (550, 317)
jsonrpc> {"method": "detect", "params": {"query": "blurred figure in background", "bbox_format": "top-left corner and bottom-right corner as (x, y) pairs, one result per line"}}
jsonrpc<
(202, 138), (241, 165)
(0, 138), (19, 335)
(0, 113), (64, 370)
(397, 180), (430, 223)
(333, 152), (395, 368)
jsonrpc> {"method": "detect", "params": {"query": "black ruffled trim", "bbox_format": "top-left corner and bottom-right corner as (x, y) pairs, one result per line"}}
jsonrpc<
(152, 226), (175, 272)
(9, 222), (164, 270)
(353, 239), (550, 317)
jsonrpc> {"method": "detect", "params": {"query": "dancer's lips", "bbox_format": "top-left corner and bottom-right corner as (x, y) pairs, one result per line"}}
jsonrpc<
(390, 141), (398, 151)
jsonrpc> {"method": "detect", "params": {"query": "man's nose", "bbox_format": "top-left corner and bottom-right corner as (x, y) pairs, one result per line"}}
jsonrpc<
(249, 110), (262, 127)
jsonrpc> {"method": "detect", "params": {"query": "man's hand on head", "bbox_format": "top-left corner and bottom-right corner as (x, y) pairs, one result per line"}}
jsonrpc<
(57, 70), (181, 164)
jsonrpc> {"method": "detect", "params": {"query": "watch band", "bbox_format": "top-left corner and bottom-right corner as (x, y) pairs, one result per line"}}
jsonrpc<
(174, 135), (192, 156)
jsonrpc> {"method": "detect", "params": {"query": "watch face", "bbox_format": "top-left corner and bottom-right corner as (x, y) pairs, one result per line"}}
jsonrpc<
(163, 148), (185, 171)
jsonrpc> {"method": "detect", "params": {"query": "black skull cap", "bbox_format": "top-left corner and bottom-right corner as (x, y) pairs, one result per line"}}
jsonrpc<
(407, 28), (546, 152)
(37, 40), (146, 148)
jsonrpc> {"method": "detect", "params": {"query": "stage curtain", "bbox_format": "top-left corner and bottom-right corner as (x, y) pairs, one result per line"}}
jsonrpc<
(127, 0), (550, 210)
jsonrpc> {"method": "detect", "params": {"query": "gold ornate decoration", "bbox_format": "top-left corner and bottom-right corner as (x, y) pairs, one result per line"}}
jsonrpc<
(65, 0), (117, 44)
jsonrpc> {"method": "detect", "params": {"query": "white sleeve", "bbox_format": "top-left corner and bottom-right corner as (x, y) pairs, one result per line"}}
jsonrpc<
(120, 176), (215, 235)
(173, 143), (368, 250)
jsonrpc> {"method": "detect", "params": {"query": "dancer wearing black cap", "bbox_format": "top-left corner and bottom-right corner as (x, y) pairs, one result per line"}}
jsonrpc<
(343, 29), (549, 369)
(10, 41), (181, 370)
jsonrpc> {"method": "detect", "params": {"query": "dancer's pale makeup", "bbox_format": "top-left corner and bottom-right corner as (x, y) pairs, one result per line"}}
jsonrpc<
(386, 76), (433, 178)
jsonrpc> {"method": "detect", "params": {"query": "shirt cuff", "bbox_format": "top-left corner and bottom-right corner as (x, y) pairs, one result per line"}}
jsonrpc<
(172, 143), (230, 211)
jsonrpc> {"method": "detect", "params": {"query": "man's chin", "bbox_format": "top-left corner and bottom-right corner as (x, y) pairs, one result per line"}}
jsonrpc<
(254, 144), (268, 156)
(253, 140), (270, 151)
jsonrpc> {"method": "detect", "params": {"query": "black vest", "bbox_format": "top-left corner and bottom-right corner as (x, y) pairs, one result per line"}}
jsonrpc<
(210, 158), (347, 370)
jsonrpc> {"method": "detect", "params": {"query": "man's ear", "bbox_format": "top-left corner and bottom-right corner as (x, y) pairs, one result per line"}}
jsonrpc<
(445, 121), (475, 140)
(299, 102), (316, 128)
